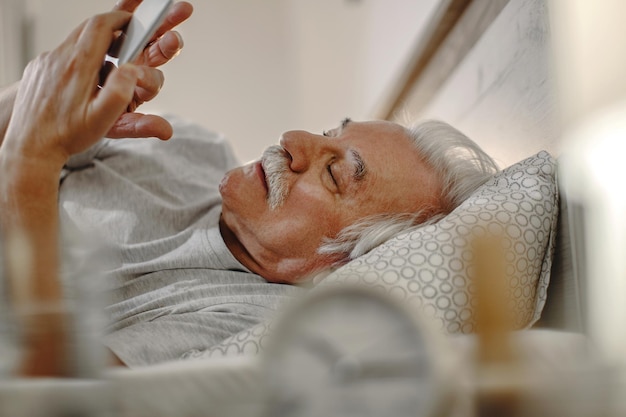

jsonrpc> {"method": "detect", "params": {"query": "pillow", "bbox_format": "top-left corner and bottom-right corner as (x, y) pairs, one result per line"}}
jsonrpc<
(316, 150), (558, 333)
(185, 151), (558, 359)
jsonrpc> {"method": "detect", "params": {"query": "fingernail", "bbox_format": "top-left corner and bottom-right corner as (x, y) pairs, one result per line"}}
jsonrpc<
(174, 31), (184, 48)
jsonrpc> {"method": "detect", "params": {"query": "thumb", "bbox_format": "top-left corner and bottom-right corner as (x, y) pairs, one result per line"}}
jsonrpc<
(88, 63), (138, 136)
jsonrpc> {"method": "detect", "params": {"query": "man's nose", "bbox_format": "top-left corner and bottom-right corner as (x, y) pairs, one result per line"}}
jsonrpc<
(279, 130), (328, 173)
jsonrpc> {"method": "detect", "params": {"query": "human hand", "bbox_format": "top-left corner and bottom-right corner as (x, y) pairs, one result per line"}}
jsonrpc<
(105, 0), (194, 140)
(0, 2), (193, 146)
(3, 11), (142, 167)
(0, 11), (145, 377)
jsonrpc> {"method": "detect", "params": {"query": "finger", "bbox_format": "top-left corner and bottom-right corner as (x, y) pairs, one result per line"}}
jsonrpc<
(89, 64), (139, 137)
(134, 66), (165, 103)
(75, 11), (133, 75)
(141, 31), (183, 67)
(108, 113), (173, 140)
(153, 2), (193, 39)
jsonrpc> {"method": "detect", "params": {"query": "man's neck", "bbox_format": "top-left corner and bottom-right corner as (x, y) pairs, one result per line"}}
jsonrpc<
(219, 216), (265, 277)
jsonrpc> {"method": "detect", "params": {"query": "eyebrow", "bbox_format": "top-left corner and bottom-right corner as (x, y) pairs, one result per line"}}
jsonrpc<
(334, 117), (367, 184)
(350, 149), (367, 182)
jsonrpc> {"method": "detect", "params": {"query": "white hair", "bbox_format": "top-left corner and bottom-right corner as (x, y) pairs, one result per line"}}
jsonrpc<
(318, 120), (498, 263)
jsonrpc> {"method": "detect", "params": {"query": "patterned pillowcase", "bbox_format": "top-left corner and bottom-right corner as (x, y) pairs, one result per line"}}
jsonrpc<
(187, 151), (558, 359)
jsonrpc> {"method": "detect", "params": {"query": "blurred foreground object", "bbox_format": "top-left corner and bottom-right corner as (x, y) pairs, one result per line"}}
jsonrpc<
(0, 224), (112, 416)
(550, 0), (626, 414)
(262, 285), (457, 417)
(550, 0), (626, 372)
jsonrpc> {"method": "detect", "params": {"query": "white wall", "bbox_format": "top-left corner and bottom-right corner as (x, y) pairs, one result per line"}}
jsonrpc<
(286, 0), (440, 132)
(421, 0), (558, 167)
(4, 0), (439, 163)
(0, 0), (26, 85)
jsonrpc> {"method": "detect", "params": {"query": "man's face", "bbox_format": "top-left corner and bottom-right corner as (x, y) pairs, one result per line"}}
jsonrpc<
(219, 120), (442, 283)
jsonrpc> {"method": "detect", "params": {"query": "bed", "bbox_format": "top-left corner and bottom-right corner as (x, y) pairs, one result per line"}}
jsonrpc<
(1, 0), (622, 415)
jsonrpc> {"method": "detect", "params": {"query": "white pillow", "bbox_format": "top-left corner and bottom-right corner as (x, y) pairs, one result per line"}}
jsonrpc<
(186, 151), (558, 358)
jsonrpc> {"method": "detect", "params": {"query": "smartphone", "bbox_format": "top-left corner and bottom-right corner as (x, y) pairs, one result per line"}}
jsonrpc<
(100, 0), (172, 85)
(116, 0), (173, 65)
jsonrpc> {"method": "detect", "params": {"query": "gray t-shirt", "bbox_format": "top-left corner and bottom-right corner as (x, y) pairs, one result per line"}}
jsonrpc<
(58, 116), (301, 367)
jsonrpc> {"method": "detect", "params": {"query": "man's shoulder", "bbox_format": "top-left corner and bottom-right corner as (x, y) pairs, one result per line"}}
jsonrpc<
(165, 114), (240, 170)
(165, 114), (226, 144)
(100, 114), (240, 171)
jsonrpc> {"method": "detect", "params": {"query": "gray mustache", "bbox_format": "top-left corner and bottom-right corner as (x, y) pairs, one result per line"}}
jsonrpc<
(262, 145), (290, 209)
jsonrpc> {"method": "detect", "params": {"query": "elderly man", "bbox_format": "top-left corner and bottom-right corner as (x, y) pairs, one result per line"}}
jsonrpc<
(0, 1), (496, 372)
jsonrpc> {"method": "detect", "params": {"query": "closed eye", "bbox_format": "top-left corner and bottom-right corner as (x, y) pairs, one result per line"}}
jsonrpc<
(327, 163), (338, 186)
